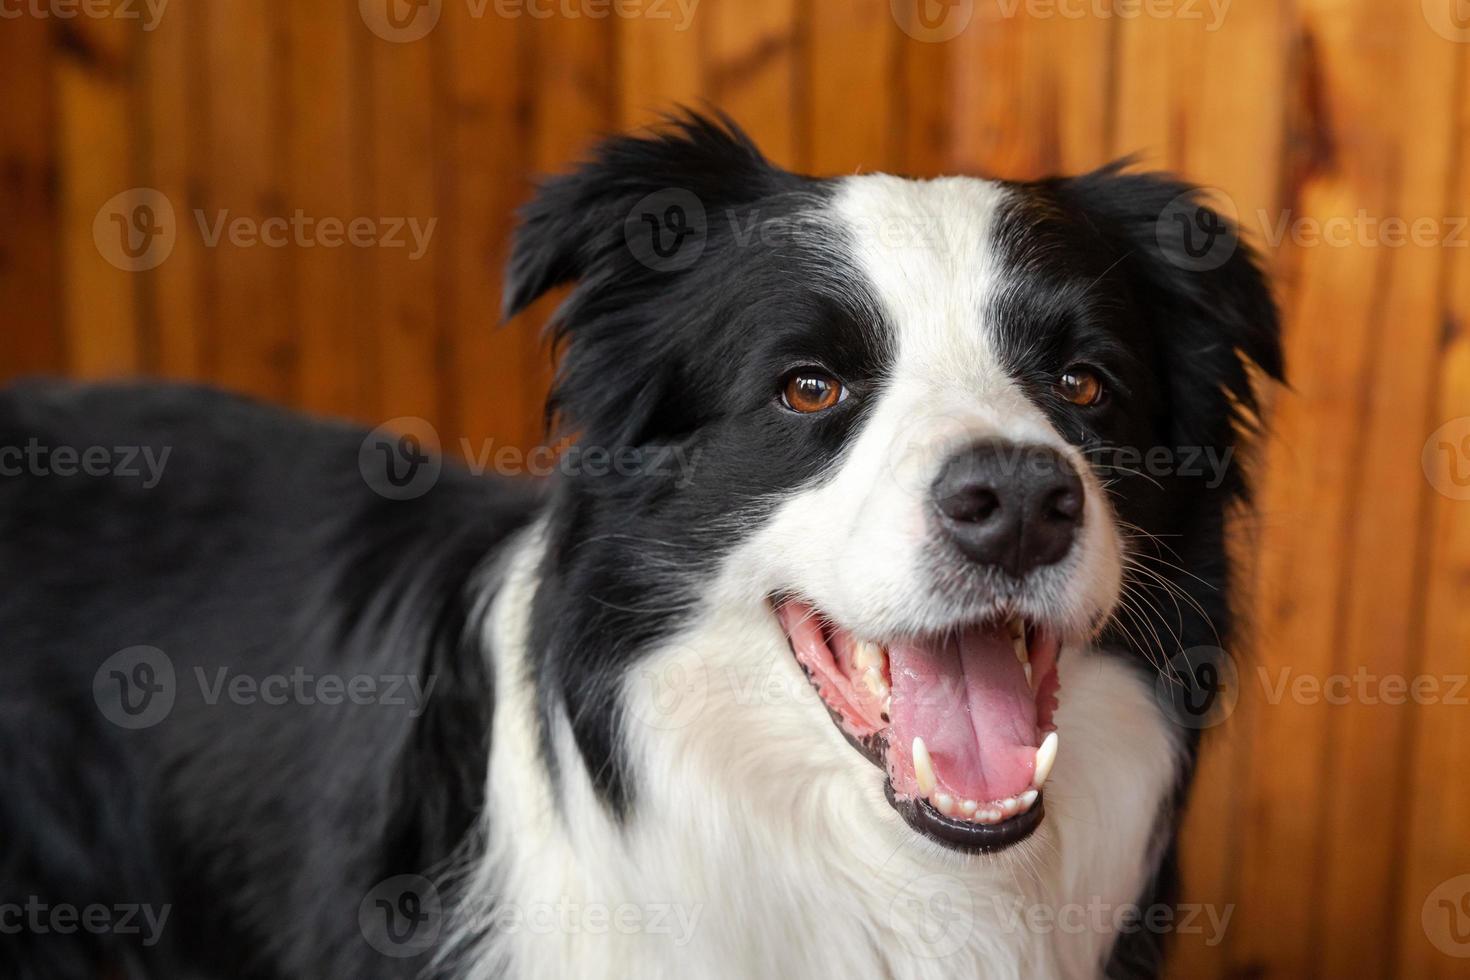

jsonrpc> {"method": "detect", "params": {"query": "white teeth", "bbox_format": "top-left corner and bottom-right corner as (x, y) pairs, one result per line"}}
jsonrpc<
(862, 667), (890, 703)
(1009, 616), (1028, 666)
(1018, 788), (1039, 811)
(912, 737), (936, 797)
(934, 793), (955, 816)
(959, 798), (978, 817)
(1023, 662), (1034, 689)
(855, 641), (891, 711)
(882, 693), (892, 717)
(853, 640), (885, 673)
(1033, 731), (1058, 790)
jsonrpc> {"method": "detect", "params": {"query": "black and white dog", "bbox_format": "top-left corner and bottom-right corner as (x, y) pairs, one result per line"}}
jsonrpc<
(1, 114), (1281, 979)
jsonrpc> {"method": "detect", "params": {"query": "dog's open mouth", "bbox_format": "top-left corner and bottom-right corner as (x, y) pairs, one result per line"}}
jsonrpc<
(775, 600), (1061, 853)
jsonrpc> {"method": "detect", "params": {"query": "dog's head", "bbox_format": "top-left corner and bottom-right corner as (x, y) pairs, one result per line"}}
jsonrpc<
(506, 113), (1281, 854)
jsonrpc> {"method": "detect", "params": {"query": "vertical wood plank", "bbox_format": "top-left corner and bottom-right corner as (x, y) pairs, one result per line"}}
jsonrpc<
(808, 0), (894, 174)
(440, 0), (534, 453)
(0, 15), (63, 380)
(57, 18), (142, 377)
(201, 0), (293, 401)
(1312, 3), (1461, 976)
(366, 24), (441, 431)
(1229, 3), (1398, 976)
(1109, 9), (1203, 171)
(892, 20), (953, 176)
(951, 6), (1115, 179)
(286, 0), (372, 420)
(706, 0), (799, 168)
(142, 0), (204, 379)
(950, 4), (1031, 176)
(618, 3), (704, 128)
(1395, 34), (1470, 980)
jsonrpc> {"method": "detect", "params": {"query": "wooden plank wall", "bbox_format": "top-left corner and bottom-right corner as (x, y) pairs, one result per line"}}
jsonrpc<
(3, 2), (1469, 976)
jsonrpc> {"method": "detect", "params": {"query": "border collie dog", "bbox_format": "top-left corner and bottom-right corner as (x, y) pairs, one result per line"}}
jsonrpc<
(1, 114), (1281, 979)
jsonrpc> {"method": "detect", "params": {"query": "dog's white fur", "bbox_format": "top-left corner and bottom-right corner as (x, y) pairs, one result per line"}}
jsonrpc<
(450, 175), (1183, 979)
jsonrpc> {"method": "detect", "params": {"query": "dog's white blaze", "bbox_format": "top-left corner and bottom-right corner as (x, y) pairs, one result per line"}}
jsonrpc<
(453, 175), (1182, 979)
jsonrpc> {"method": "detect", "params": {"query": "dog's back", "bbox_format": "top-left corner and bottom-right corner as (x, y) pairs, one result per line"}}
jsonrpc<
(0, 381), (538, 978)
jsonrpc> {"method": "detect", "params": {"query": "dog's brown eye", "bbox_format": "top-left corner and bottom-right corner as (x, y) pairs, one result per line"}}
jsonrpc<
(1057, 367), (1104, 407)
(781, 370), (845, 414)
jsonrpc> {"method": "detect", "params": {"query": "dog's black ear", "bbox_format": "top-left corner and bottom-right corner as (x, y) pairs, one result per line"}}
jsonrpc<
(1051, 165), (1284, 469)
(502, 110), (782, 319)
(502, 111), (798, 444)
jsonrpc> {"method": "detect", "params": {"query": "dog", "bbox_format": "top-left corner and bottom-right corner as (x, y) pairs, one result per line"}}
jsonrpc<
(0, 113), (1281, 979)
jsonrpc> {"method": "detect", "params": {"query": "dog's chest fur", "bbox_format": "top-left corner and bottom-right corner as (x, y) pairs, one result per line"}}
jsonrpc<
(452, 527), (1182, 980)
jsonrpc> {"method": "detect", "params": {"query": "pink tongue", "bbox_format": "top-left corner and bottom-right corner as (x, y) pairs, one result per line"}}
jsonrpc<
(888, 625), (1039, 804)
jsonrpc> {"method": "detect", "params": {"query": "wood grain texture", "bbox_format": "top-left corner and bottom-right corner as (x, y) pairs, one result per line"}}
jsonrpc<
(57, 15), (142, 377)
(141, 0), (203, 379)
(285, 0), (372, 418)
(0, 14), (63, 381)
(200, 0), (293, 401)
(4, 3), (1469, 976)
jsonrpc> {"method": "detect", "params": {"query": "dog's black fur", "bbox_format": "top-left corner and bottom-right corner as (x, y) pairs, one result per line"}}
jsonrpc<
(0, 382), (538, 978)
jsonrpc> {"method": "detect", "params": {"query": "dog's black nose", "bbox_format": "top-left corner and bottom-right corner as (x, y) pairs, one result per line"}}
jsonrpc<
(931, 441), (1084, 577)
